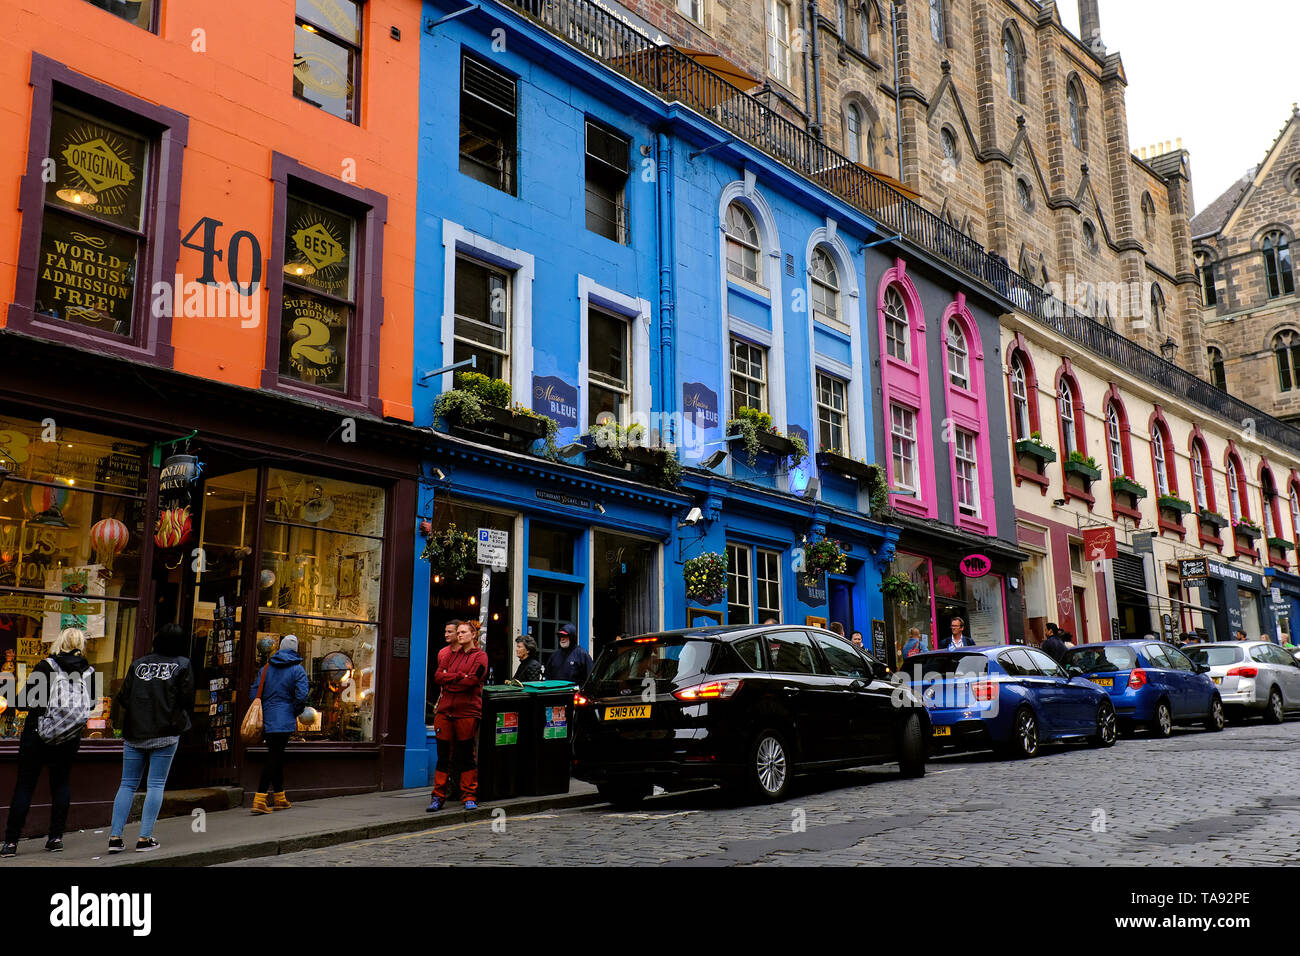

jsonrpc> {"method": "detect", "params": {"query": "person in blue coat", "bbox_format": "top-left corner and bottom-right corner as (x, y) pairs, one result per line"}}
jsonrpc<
(249, 635), (309, 814)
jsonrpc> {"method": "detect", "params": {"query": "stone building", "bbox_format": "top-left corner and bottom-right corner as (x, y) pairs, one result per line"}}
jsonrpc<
(602, 0), (1204, 367)
(1191, 107), (1300, 422)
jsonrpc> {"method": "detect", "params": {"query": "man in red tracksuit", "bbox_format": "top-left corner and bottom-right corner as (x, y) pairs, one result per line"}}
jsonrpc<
(428, 621), (489, 812)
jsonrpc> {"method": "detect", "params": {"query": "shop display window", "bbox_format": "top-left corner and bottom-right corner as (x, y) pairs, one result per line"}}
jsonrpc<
(0, 416), (147, 740)
(888, 553), (932, 666)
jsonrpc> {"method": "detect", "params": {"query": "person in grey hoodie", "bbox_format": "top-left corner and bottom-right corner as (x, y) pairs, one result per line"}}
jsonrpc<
(248, 635), (309, 815)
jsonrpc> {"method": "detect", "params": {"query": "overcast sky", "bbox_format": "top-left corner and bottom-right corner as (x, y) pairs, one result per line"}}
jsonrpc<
(1057, 0), (1296, 216)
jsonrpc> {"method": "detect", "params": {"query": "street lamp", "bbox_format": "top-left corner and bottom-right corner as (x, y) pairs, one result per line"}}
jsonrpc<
(1159, 337), (1178, 362)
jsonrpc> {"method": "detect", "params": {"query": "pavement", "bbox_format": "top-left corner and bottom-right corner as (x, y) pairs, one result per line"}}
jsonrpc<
(0, 782), (603, 867)
(233, 717), (1300, 867)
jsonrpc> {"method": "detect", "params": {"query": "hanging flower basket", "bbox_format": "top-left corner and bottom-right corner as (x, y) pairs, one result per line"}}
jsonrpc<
(684, 551), (727, 605)
(880, 572), (921, 607)
(805, 538), (848, 576)
(420, 523), (476, 581)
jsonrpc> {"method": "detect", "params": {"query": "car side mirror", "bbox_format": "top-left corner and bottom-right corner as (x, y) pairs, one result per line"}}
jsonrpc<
(1067, 666), (1083, 678)
(1196, 663), (1211, 674)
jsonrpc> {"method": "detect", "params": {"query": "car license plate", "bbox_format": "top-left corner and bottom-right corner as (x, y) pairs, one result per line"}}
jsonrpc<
(604, 705), (650, 720)
(932, 726), (951, 737)
(1212, 676), (1222, 685)
(1091, 678), (1114, 687)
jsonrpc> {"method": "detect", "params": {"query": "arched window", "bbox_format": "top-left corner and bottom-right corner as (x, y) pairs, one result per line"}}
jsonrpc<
(1226, 453), (1247, 525)
(1149, 283), (1165, 333)
(836, 0), (847, 36)
(941, 127), (958, 164)
(809, 246), (840, 326)
(1263, 230), (1296, 298)
(845, 103), (862, 163)
(1002, 27), (1024, 103)
(1190, 440), (1210, 511)
(1067, 77), (1085, 149)
(883, 286), (910, 362)
(1141, 193), (1155, 238)
(1009, 354), (1030, 439)
(1150, 426), (1169, 496)
(1058, 378), (1078, 457)
(1195, 249), (1217, 307)
(858, 1), (873, 54)
(1273, 331), (1300, 392)
(1082, 220), (1098, 253)
(929, 0), (944, 43)
(1290, 481), (1300, 542)
(1016, 178), (1034, 212)
(1261, 466), (1279, 539)
(1105, 403), (1125, 478)
(946, 317), (968, 389)
(725, 202), (762, 286)
(1208, 346), (1226, 390)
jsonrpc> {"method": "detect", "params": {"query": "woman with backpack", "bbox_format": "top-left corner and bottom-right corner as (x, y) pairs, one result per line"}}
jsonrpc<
(248, 634), (309, 815)
(1, 627), (95, 857)
(107, 623), (195, 853)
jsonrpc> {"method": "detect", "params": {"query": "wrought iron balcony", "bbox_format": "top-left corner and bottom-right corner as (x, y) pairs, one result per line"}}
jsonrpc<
(500, 0), (1300, 454)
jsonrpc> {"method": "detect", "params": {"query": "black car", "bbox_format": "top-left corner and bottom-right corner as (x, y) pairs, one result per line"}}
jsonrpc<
(572, 624), (931, 806)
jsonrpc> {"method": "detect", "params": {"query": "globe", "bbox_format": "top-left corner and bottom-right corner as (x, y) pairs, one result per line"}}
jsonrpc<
(256, 635), (276, 657)
(321, 651), (354, 692)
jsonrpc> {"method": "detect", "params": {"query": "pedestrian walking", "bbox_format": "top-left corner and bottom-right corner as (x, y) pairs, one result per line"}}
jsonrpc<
(1, 627), (95, 857)
(1042, 626), (1068, 665)
(546, 622), (593, 685)
(902, 627), (925, 658)
(107, 624), (194, 853)
(428, 620), (489, 812)
(248, 634), (310, 816)
(514, 635), (543, 682)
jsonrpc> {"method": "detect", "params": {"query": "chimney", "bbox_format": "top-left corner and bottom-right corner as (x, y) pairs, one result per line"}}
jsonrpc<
(1079, 0), (1103, 53)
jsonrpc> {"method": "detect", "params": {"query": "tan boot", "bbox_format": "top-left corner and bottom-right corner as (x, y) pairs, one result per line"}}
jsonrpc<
(251, 792), (272, 815)
(271, 791), (292, 810)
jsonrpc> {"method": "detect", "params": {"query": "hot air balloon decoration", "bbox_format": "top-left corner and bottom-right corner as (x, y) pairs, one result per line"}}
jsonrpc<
(153, 505), (193, 550)
(23, 478), (72, 528)
(90, 518), (129, 573)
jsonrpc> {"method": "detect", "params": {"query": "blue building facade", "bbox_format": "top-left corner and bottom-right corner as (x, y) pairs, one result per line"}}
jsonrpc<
(404, 0), (1021, 784)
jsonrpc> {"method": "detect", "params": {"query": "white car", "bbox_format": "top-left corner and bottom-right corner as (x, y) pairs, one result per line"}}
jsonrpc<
(1184, 642), (1300, 723)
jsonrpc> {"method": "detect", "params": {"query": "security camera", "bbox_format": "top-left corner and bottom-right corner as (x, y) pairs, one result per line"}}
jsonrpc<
(679, 507), (704, 528)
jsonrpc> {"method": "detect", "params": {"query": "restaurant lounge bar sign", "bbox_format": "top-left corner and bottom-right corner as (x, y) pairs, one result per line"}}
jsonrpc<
(532, 375), (578, 428)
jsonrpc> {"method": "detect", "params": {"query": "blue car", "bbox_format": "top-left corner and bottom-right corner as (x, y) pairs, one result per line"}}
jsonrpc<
(1061, 640), (1225, 738)
(901, 645), (1117, 759)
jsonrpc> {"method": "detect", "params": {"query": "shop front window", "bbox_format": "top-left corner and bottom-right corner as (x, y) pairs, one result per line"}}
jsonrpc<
(258, 469), (384, 741)
(0, 416), (148, 740)
(887, 553), (932, 668)
(968, 574), (1007, 645)
(592, 531), (659, 659)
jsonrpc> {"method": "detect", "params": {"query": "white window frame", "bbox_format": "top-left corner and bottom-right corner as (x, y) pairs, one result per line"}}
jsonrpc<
(891, 402), (918, 493)
(767, 0), (792, 84)
(725, 201), (763, 288)
(440, 221), (533, 399)
(1227, 462), (1242, 523)
(929, 0), (944, 42)
(1058, 380), (1076, 457)
(954, 428), (980, 517)
(1191, 444), (1208, 510)
(816, 370), (848, 455)
(1010, 357), (1029, 439)
(810, 246), (842, 328)
(1289, 487), (1300, 539)
(1151, 427), (1169, 496)
(883, 286), (910, 362)
(845, 104), (862, 164)
(1106, 405), (1124, 477)
(945, 317), (969, 389)
(677, 0), (707, 27)
(726, 542), (753, 625)
(730, 337), (768, 417)
(757, 547), (782, 621)
(578, 276), (652, 434)
(1263, 487), (1276, 538)
(452, 254), (512, 383)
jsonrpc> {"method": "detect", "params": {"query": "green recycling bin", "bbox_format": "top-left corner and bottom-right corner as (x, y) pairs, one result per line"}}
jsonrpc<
(518, 680), (576, 797)
(474, 685), (530, 802)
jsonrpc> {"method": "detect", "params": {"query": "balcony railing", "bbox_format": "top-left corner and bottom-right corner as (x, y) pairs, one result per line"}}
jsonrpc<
(500, 0), (1300, 455)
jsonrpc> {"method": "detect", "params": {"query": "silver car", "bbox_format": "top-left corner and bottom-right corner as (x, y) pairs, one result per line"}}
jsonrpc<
(1184, 642), (1300, 723)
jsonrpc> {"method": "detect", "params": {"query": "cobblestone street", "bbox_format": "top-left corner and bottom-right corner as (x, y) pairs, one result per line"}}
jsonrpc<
(235, 719), (1300, 867)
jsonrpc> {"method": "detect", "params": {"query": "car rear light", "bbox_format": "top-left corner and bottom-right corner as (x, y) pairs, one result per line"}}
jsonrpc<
(573, 691), (591, 707)
(972, 681), (997, 701)
(1128, 669), (1146, 689)
(633, 637), (657, 643)
(673, 678), (743, 701)
(1226, 666), (1258, 678)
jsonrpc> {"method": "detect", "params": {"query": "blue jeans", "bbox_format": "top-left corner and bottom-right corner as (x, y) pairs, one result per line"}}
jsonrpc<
(110, 742), (178, 839)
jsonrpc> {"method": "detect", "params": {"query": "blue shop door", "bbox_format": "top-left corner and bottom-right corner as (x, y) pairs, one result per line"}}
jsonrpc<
(829, 579), (854, 636)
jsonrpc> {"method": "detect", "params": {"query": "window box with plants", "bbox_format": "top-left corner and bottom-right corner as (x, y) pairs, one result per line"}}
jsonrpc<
(1233, 519), (1262, 543)
(1156, 494), (1192, 517)
(1063, 451), (1102, 482)
(1268, 536), (1294, 554)
(1198, 509), (1229, 531)
(434, 371), (558, 454)
(726, 407), (809, 468)
(815, 448), (875, 484)
(1111, 475), (1148, 500)
(1014, 432), (1057, 465)
(580, 420), (682, 489)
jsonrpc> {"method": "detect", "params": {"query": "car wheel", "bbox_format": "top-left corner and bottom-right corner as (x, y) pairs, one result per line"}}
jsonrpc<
(1265, 688), (1285, 725)
(1090, 701), (1118, 747)
(1150, 700), (1173, 739)
(1204, 696), (1225, 732)
(1008, 708), (1039, 759)
(597, 779), (652, 809)
(746, 728), (792, 802)
(898, 713), (927, 778)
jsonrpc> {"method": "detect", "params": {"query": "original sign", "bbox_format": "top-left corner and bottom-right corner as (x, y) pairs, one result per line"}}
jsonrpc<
(796, 572), (827, 607)
(1082, 527), (1117, 561)
(870, 619), (887, 664)
(477, 528), (508, 569)
(532, 375), (578, 429)
(959, 554), (992, 578)
(682, 382), (719, 430)
(535, 489), (591, 510)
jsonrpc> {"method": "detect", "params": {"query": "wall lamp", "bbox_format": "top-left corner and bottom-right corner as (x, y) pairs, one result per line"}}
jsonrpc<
(430, 467), (446, 481)
(558, 442), (586, 459)
(1052, 498), (1067, 507)
(701, 449), (728, 470)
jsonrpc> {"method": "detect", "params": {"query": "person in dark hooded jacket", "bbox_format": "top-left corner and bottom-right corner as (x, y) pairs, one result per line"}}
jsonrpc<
(1042, 623), (1068, 665)
(1, 628), (95, 856)
(513, 635), (543, 683)
(248, 634), (309, 815)
(546, 622), (592, 685)
(107, 622), (194, 853)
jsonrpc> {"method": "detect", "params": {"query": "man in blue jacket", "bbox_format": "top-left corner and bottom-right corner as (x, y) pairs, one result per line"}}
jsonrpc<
(249, 635), (309, 814)
(546, 622), (593, 686)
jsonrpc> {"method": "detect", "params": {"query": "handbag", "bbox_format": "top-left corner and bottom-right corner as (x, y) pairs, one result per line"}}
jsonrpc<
(239, 664), (269, 745)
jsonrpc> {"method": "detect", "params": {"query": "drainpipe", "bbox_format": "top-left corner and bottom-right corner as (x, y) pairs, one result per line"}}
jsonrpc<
(808, 1), (824, 138)
(891, 0), (903, 180)
(799, 1), (813, 125)
(656, 132), (677, 447)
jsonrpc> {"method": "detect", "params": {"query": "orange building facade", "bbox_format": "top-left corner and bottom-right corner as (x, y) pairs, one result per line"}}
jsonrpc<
(0, 0), (423, 830)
